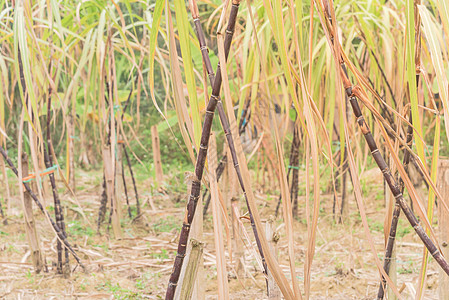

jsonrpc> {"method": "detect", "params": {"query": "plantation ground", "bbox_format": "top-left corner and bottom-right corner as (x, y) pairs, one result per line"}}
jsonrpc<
(0, 168), (441, 299)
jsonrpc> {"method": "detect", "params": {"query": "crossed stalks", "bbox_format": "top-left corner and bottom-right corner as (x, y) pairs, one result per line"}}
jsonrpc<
(0, 146), (85, 270)
(377, 114), (413, 299)
(15, 49), (74, 273)
(165, 0), (271, 298)
(44, 89), (70, 274)
(320, 1), (449, 297)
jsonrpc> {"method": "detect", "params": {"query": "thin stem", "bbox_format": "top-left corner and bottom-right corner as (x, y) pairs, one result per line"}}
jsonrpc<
(323, 4), (449, 284)
(344, 75), (449, 276)
(0, 146), (85, 269)
(192, 0), (268, 279)
(123, 145), (140, 216)
(97, 176), (108, 234)
(377, 114), (413, 299)
(203, 98), (251, 216)
(45, 90), (70, 274)
(121, 159), (132, 219)
(165, 3), (241, 299)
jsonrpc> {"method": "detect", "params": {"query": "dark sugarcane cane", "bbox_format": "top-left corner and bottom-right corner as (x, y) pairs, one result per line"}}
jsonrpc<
(0, 146), (85, 270)
(290, 122), (301, 216)
(165, 2), (244, 298)
(331, 46), (394, 223)
(120, 84), (141, 217)
(332, 114), (350, 223)
(376, 20), (422, 293)
(122, 147), (140, 216)
(343, 69), (449, 276)
(202, 98), (250, 216)
(0, 195), (5, 225)
(18, 47), (71, 274)
(97, 175), (107, 233)
(274, 115), (300, 218)
(117, 89), (132, 219)
(238, 98), (252, 135)
(190, 0), (269, 279)
(322, 0), (449, 278)
(323, 19), (449, 280)
(45, 89), (70, 274)
(97, 82), (113, 232)
(372, 26), (415, 296)
(377, 114), (413, 299)
(121, 160), (132, 218)
(105, 85), (115, 233)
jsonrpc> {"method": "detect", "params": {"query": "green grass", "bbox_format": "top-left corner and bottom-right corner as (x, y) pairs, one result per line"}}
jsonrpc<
(92, 242), (109, 252)
(67, 220), (95, 237)
(152, 216), (178, 233)
(149, 249), (169, 261)
(96, 280), (142, 300)
(396, 218), (411, 238)
(369, 218), (383, 233)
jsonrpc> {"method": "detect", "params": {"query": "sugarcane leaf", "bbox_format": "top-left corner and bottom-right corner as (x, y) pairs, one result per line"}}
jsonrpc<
(406, 0), (425, 161)
(418, 5), (449, 150)
(173, 0), (201, 148)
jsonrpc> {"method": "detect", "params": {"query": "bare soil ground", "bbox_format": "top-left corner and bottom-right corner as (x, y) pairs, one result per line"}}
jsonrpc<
(0, 168), (441, 299)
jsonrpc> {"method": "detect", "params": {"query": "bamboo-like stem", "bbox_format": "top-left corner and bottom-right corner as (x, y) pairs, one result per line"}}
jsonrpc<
(120, 83), (140, 217)
(123, 146), (140, 216)
(377, 115), (413, 299)
(45, 90), (70, 275)
(290, 124), (300, 217)
(275, 124), (300, 218)
(322, 3), (449, 281)
(274, 119), (300, 218)
(191, 0), (268, 278)
(165, 3), (241, 299)
(202, 98), (251, 216)
(121, 159), (132, 218)
(0, 191), (5, 224)
(97, 176), (108, 233)
(0, 146), (85, 269)
(340, 66), (449, 276)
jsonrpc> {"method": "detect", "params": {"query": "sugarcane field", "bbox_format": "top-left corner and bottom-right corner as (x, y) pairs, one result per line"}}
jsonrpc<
(1, 0), (449, 299)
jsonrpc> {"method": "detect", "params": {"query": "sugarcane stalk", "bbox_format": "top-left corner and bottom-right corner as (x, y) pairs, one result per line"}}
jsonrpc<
(191, 0), (268, 278)
(122, 146), (140, 216)
(0, 146), (85, 270)
(0, 192), (5, 225)
(165, 2), (241, 298)
(120, 89), (134, 219)
(339, 58), (449, 276)
(202, 98), (251, 216)
(275, 116), (300, 218)
(97, 176), (108, 233)
(191, 0), (267, 284)
(45, 90), (70, 275)
(119, 82), (141, 218)
(322, 2), (449, 280)
(290, 123), (300, 217)
(377, 114), (413, 299)
(121, 159), (132, 218)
